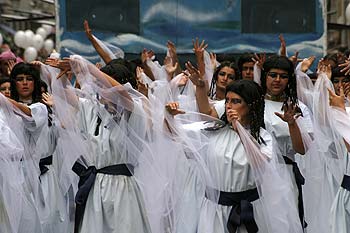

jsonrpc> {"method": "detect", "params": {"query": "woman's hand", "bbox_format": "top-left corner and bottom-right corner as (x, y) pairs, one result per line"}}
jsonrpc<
(164, 56), (179, 77)
(275, 103), (302, 126)
(165, 102), (185, 116)
(301, 56), (316, 73)
(328, 84), (346, 110)
(184, 62), (205, 87)
(252, 53), (266, 70)
(84, 20), (94, 41)
(226, 109), (241, 130)
(192, 38), (208, 60)
(279, 34), (287, 57)
(42, 92), (54, 107)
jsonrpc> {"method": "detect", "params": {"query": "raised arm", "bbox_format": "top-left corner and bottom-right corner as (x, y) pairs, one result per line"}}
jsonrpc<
(185, 62), (219, 118)
(84, 20), (112, 64)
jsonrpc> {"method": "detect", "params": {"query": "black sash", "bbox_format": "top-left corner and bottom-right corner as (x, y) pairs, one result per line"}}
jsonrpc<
(72, 162), (134, 233)
(283, 156), (307, 229)
(341, 174), (350, 191)
(207, 187), (259, 233)
(39, 155), (53, 176)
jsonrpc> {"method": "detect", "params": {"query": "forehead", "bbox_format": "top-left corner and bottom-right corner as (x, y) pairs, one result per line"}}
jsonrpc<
(16, 73), (32, 77)
(268, 68), (288, 74)
(226, 91), (242, 99)
(219, 66), (235, 74)
(242, 62), (254, 67)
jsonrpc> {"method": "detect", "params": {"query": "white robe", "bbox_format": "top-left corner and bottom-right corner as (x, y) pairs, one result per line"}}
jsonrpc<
(198, 126), (272, 233)
(77, 97), (152, 233)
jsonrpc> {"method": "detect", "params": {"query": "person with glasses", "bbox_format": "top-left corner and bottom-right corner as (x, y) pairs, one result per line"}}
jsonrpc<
(261, 55), (313, 230)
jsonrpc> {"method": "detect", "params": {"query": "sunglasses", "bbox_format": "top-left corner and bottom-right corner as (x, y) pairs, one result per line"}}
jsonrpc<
(225, 98), (242, 105)
(267, 72), (289, 79)
(218, 71), (237, 80)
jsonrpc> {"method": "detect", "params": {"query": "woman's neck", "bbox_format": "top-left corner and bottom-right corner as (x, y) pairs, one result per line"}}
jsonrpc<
(265, 92), (286, 102)
(215, 88), (225, 100)
(19, 96), (33, 105)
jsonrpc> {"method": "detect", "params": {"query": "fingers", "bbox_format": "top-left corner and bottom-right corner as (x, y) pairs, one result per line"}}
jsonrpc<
(165, 102), (185, 115)
(274, 112), (284, 120)
(327, 88), (337, 98)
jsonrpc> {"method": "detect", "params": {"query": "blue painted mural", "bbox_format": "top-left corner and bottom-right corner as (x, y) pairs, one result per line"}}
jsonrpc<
(57, 0), (325, 61)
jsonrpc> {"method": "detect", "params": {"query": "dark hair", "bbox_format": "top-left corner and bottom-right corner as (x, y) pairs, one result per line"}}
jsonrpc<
(261, 55), (298, 106)
(100, 58), (137, 89)
(237, 53), (254, 72)
(10, 62), (42, 103)
(39, 80), (48, 93)
(220, 80), (265, 143)
(0, 77), (10, 86)
(209, 61), (240, 99)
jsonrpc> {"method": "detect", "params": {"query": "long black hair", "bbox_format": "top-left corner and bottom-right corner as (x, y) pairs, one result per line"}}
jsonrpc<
(10, 62), (42, 104)
(220, 80), (265, 143)
(209, 61), (240, 99)
(261, 55), (298, 106)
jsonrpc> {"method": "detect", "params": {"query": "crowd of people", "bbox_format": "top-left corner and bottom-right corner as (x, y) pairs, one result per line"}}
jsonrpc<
(0, 21), (349, 233)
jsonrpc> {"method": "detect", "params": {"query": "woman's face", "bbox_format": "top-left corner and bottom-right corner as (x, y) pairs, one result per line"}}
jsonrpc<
(225, 91), (249, 123)
(15, 74), (34, 99)
(265, 68), (289, 96)
(216, 66), (236, 90)
(0, 82), (10, 98)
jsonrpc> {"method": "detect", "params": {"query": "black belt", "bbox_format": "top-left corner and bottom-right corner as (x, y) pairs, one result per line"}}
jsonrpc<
(72, 162), (134, 233)
(283, 156), (307, 229)
(341, 174), (350, 191)
(39, 155), (53, 176)
(206, 187), (259, 233)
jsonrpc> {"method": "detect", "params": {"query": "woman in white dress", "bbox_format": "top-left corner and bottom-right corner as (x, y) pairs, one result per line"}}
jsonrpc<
(259, 55), (312, 229)
(7, 62), (49, 233)
(64, 57), (153, 233)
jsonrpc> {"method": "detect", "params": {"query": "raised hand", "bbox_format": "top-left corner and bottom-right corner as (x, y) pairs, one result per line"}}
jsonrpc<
(252, 53), (266, 70)
(339, 60), (350, 76)
(289, 51), (301, 67)
(328, 84), (346, 110)
(84, 20), (93, 41)
(42, 92), (54, 107)
(192, 38), (208, 59)
(167, 41), (178, 62)
(275, 103), (302, 125)
(317, 59), (332, 79)
(279, 34), (287, 57)
(164, 56), (179, 76)
(165, 102), (185, 116)
(210, 52), (217, 70)
(141, 49), (154, 63)
(184, 62), (205, 87)
(301, 56), (316, 73)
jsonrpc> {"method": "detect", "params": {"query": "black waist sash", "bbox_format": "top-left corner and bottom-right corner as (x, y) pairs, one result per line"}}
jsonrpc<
(39, 155), (53, 176)
(207, 187), (259, 233)
(72, 162), (134, 233)
(283, 156), (307, 229)
(341, 174), (350, 191)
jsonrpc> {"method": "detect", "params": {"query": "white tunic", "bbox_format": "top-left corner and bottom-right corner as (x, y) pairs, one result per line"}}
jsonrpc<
(77, 97), (152, 233)
(198, 126), (272, 233)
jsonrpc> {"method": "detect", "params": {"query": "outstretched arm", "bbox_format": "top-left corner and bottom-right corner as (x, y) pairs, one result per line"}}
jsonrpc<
(84, 20), (112, 64)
